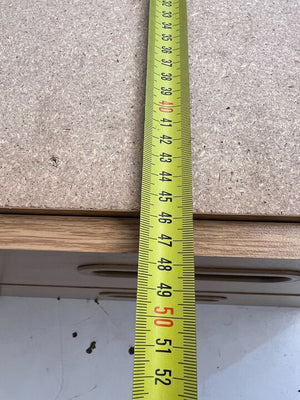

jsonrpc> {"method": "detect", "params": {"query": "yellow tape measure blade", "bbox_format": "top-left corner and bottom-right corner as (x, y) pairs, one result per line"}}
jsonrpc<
(133, 0), (197, 398)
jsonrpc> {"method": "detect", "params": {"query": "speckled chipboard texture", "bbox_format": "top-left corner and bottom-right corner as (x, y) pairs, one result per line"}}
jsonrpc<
(0, 0), (299, 216)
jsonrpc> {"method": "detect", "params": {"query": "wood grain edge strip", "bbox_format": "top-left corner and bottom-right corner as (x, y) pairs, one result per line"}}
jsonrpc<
(193, 220), (300, 259)
(0, 215), (299, 259)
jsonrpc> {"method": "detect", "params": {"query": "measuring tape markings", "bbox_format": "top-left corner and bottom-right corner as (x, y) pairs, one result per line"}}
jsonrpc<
(133, 0), (197, 398)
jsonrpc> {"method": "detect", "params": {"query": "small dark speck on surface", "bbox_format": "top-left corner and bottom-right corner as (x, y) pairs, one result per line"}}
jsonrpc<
(128, 346), (135, 355)
(226, 106), (230, 109)
(57, 297), (60, 300)
(50, 155), (59, 167)
(86, 341), (96, 354)
(94, 298), (99, 304)
(72, 332), (78, 338)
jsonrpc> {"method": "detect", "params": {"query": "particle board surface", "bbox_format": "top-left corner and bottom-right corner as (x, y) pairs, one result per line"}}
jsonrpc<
(0, 0), (299, 216)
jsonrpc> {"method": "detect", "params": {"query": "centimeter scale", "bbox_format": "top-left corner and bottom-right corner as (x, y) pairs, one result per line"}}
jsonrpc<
(132, 0), (198, 399)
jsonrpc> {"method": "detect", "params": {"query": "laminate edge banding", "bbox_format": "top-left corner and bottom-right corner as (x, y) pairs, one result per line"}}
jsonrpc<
(0, 215), (299, 259)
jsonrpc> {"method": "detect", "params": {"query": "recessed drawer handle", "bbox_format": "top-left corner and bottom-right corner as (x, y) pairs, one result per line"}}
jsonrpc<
(98, 289), (227, 303)
(195, 295), (227, 302)
(78, 264), (136, 278)
(78, 264), (295, 283)
(195, 274), (289, 283)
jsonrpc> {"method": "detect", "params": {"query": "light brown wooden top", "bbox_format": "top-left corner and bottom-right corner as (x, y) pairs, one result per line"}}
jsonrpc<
(0, 215), (299, 259)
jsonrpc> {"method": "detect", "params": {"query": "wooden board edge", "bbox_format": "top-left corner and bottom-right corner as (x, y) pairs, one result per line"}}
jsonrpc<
(0, 214), (299, 259)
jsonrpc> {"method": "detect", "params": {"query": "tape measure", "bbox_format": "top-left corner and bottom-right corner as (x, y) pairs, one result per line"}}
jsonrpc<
(132, 0), (197, 399)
